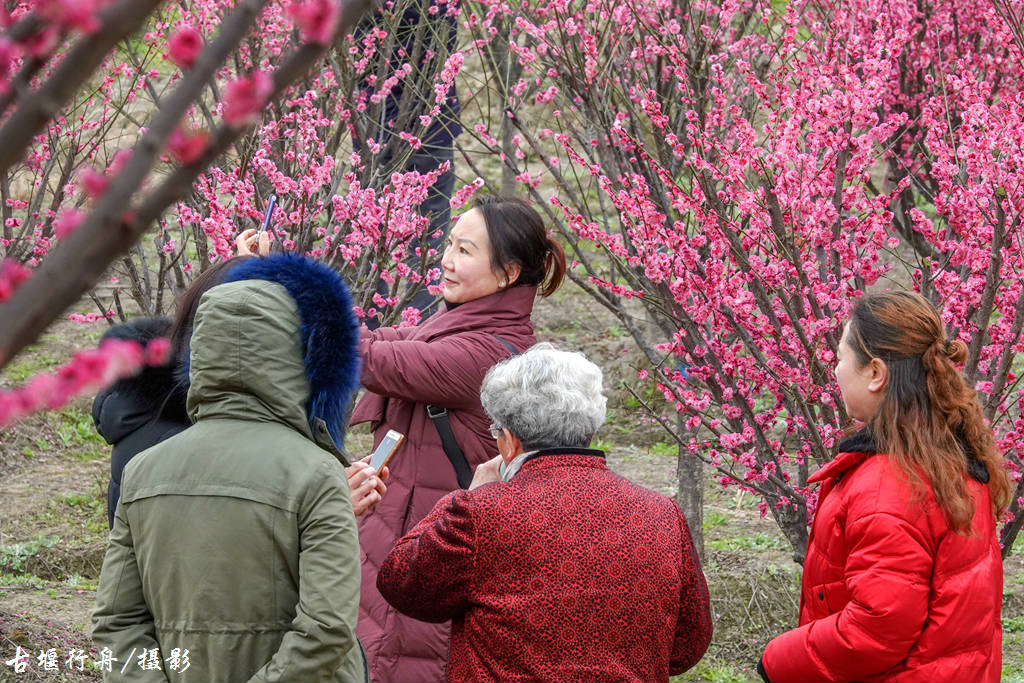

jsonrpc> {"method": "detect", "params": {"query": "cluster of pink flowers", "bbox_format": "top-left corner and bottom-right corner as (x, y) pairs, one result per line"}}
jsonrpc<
(0, 259), (31, 303)
(151, 0), (458, 326)
(3, 0), (1020, 552)
(167, 25), (203, 70)
(0, 337), (170, 427)
(68, 310), (114, 324)
(287, 0), (341, 46)
(463, 0), (1024, 550)
(166, 126), (209, 165)
(223, 71), (275, 128)
(450, 178), (484, 209)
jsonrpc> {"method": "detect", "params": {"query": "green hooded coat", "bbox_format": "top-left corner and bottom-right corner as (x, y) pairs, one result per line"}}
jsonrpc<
(92, 279), (367, 683)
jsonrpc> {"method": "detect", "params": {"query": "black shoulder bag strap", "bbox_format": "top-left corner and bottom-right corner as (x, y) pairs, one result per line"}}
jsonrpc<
(427, 335), (520, 488)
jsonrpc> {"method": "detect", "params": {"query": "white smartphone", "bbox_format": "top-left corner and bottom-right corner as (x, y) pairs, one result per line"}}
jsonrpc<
(368, 429), (405, 473)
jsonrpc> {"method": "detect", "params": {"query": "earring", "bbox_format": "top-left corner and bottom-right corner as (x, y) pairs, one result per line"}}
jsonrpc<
(499, 280), (506, 287)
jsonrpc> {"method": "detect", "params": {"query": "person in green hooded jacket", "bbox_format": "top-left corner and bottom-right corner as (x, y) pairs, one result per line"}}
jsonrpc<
(91, 254), (368, 683)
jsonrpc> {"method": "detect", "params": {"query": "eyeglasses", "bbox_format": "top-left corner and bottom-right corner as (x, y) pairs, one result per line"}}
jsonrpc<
(488, 424), (504, 440)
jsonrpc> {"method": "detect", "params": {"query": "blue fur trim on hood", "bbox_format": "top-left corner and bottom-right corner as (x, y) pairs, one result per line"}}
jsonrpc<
(223, 254), (361, 450)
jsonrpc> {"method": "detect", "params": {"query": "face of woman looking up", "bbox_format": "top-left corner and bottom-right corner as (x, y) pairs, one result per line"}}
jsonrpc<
(441, 209), (519, 304)
(835, 323), (887, 423)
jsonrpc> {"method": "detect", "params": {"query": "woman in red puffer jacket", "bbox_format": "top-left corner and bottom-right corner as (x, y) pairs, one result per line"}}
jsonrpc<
(760, 291), (1012, 683)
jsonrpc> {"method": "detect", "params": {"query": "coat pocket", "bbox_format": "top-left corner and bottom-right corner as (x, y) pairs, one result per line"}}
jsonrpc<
(811, 579), (851, 615)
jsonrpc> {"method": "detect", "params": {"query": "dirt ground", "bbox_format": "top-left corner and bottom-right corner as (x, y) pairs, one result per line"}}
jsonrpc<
(2, 301), (1023, 683)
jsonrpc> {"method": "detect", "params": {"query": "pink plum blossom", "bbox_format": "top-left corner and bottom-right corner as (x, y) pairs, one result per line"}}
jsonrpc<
(167, 25), (203, 70)
(222, 71), (274, 128)
(0, 338), (169, 427)
(287, 0), (341, 45)
(53, 208), (84, 239)
(79, 167), (107, 198)
(167, 126), (209, 165)
(0, 259), (31, 303)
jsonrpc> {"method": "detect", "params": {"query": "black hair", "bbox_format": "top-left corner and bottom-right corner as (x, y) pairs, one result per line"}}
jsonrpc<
(474, 195), (566, 297)
(168, 255), (255, 365)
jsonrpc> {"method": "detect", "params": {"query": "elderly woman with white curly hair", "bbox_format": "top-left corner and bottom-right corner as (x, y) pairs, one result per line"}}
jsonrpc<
(377, 343), (712, 683)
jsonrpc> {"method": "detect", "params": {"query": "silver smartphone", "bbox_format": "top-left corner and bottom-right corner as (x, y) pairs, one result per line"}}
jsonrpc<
(368, 429), (404, 473)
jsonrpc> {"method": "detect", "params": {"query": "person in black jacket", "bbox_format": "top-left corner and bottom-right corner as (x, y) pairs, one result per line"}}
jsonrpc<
(92, 257), (252, 528)
(92, 317), (189, 528)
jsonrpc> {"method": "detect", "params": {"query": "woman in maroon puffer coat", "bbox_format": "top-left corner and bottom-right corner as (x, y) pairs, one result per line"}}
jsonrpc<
(760, 291), (1012, 683)
(352, 196), (566, 683)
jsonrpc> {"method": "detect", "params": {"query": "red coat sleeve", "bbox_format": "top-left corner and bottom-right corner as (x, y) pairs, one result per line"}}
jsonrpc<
(359, 330), (507, 408)
(669, 504), (713, 675)
(762, 511), (934, 682)
(361, 323), (417, 343)
(376, 489), (476, 623)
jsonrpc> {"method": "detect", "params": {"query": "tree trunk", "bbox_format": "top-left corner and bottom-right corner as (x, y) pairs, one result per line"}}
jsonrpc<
(1000, 477), (1024, 559)
(771, 502), (809, 565)
(676, 413), (705, 561)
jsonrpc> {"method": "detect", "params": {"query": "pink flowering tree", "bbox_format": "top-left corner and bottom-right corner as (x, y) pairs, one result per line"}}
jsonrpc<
(0, 0), (385, 423)
(2, 0), (1022, 564)
(1, 0), (465, 333)
(459, 0), (1024, 560)
(93, 0), (465, 326)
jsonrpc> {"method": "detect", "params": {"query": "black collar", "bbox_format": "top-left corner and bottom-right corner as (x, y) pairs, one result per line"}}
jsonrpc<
(838, 428), (989, 484)
(522, 446), (606, 465)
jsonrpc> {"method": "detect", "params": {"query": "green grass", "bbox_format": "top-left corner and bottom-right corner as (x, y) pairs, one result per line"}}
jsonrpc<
(1, 349), (62, 383)
(651, 440), (677, 457)
(1004, 615), (1024, 633)
(703, 509), (729, 531)
(0, 573), (97, 596)
(55, 406), (106, 450)
(64, 574), (98, 591)
(708, 531), (787, 552)
(0, 534), (62, 573)
(0, 572), (47, 589)
(59, 492), (105, 525)
(70, 448), (107, 463)
(1003, 655), (1024, 683)
(674, 660), (751, 682)
(37, 475), (110, 535)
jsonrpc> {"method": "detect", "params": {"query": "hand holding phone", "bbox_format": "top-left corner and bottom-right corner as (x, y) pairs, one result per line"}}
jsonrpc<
(368, 429), (405, 473)
(346, 458), (387, 516)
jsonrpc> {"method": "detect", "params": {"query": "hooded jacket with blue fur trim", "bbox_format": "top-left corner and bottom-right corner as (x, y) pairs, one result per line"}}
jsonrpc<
(92, 256), (367, 683)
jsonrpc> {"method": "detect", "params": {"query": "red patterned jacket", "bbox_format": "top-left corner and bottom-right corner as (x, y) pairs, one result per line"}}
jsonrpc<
(377, 448), (713, 683)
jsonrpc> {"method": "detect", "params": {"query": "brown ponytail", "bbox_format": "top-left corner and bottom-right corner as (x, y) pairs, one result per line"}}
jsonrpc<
(847, 291), (1012, 532)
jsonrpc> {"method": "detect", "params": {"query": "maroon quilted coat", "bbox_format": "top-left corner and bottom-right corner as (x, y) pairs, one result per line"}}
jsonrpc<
(351, 285), (537, 683)
(761, 432), (1003, 682)
(377, 449), (713, 683)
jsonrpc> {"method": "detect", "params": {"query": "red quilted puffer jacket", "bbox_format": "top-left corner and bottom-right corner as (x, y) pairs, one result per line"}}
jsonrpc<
(761, 431), (1003, 682)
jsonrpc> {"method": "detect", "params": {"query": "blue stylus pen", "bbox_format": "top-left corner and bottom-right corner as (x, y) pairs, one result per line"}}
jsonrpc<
(259, 194), (277, 232)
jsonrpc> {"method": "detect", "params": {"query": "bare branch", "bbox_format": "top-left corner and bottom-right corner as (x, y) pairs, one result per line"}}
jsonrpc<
(0, 0), (164, 176)
(0, 0), (374, 367)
